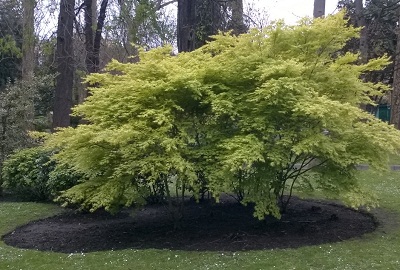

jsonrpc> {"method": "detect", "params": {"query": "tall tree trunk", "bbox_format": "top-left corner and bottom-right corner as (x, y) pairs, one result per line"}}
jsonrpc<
(355, 0), (368, 63)
(391, 13), (400, 129)
(117, 0), (136, 57)
(22, 0), (36, 80)
(355, 0), (369, 111)
(177, 0), (197, 52)
(84, 0), (108, 74)
(79, 0), (96, 103)
(84, 0), (95, 74)
(92, 0), (108, 73)
(228, 0), (246, 35)
(177, 0), (245, 52)
(313, 0), (325, 18)
(53, 0), (75, 129)
(81, 0), (107, 103)
(0, 114), (6, 196)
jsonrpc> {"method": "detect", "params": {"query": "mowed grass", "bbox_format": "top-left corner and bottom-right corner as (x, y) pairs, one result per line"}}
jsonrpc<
(1, 168), (400, 269)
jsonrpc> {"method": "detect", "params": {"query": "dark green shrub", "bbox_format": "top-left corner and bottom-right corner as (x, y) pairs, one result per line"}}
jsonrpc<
(1, 147), (81, 201)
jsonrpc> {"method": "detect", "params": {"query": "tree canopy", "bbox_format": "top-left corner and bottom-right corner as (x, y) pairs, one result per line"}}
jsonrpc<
(0, 0), (22, 88)
(46, 11), (400, 219)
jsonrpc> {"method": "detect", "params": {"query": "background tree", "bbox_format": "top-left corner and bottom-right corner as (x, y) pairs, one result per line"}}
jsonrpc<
(84, 0), (109, 74)
(355, 0), (368, 63)
(0, 0), (22, 88)
(79, 0), (109, 102)
(0, 0), (57, 195)
(338, 0), (400, 117)
(53, 0), (75, 129)
(22, 0), (36, 80)
(228, 0), (246, 34)
(391, 3), (400, 128)
(84, 0), (96, 74)
(71, 0), (176, 103)
(108, 0), (176, 53)
(314, 0), (326, 18)
(177, 0), (195, 52)
(0, 80), (35, 195)
(242, 1), (270, 29)
(177, 0), (247, 52)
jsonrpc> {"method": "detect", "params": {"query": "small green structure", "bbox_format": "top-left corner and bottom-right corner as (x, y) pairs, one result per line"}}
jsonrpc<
(375, 104), (391, 122)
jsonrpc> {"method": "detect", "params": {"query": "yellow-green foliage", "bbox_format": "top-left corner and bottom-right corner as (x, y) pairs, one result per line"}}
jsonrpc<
(47, 11), (400, 218)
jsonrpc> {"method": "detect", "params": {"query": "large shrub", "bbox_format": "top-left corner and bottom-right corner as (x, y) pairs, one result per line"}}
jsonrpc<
(2, 147), (81, 201)
(47, 12), (400, 219)
(0, 75), (56, 195)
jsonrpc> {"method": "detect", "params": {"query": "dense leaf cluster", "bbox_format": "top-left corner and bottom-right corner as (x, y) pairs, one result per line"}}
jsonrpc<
(47, 12), (400, 218)
(2, 147), (81, 201)
(0, 76), (57, 195)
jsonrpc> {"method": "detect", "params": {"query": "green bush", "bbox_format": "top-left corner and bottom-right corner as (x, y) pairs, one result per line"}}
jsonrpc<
(1, 147), (81, 201)
(46, 12), (400, 219)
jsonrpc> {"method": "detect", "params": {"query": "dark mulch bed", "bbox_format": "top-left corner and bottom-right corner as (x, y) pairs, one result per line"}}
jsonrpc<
(2, 196), (378, 253)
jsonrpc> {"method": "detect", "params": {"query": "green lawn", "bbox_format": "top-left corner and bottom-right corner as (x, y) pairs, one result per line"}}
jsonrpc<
(1, 169), (400, 269)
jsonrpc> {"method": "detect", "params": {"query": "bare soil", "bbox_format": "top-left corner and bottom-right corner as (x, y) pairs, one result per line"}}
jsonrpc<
(2, 196), (378, 253)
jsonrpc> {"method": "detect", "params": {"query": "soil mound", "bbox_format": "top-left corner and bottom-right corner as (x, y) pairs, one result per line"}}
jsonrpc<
(2, 197), (377, 253)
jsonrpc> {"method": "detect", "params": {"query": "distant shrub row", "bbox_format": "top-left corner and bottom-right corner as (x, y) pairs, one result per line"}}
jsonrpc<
(1, 147), (81, 201)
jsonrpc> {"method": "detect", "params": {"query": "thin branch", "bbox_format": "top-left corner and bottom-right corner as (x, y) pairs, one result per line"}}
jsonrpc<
(294, 159), (328, 179)
(284, 156), (316, 181)
(156, 0), (177, 10)
(75, 2), (85, 15)
(243, 14), (258, 28)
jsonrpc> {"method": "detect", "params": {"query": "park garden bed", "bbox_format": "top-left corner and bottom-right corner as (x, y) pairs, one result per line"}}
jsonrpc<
(2, 196), (377, 253)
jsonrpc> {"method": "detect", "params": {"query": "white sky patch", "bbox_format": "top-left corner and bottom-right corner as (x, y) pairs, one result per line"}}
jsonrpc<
(246, 0), (340, 25)
(35, 1), (344, 41)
